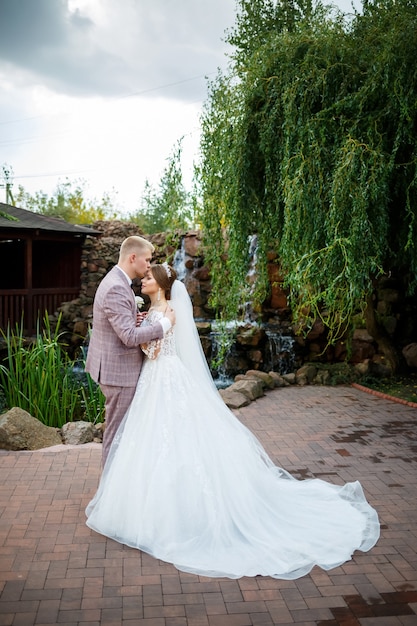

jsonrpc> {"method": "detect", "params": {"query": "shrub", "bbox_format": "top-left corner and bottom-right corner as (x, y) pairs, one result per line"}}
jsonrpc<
(0, 315), (104, 428)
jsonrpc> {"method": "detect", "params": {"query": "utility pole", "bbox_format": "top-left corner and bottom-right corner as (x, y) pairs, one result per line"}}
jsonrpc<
(1, 163), (15, 205)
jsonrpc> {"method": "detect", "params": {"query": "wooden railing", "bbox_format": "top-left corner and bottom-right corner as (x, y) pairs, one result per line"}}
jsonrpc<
(0, 288), (80, 334)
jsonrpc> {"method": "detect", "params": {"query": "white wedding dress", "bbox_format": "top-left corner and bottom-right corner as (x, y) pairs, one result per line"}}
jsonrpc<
(85, 280), (380, 580)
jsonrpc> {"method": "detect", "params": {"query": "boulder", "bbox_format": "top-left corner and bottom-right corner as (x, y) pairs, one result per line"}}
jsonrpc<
(0, 407), (62, 451)
(236, 325), (265, 347)
(355, 360), (371, 376)
(245, 370), (276, 389)
(227, 379), (264, 401)
(295, 364), (317, 386)
(268, 372), (290, 387)
(281, 373), (296, 384)
(219, 389), (250, 409)
(313, 369), (331, 385)
(402, 343), (417, 369)
(352, 328), (375, 343)
(60, 421), (95, 445)
(370, 355), (393, 377)
(306, 320), (326, 341)
(183, 231), (202, 257)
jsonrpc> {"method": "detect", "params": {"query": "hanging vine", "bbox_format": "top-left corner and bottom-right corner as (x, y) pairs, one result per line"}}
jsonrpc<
(198, 0), (417, 361)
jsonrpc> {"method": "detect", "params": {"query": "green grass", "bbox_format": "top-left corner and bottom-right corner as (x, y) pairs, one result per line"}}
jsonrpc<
(360, 373), (417, 404)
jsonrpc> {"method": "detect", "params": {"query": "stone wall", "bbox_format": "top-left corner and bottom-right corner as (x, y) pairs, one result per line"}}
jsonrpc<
(56, 220), (417, 377)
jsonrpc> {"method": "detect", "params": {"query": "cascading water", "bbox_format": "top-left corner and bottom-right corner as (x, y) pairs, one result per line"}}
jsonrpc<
(263, 327), (295, 374)
(172, 234), (296, 384)
(172, 238), (187, 281)
(209, 321), (238, 389)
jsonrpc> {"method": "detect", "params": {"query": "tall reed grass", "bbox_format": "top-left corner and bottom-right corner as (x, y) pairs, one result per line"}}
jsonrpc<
(0, 315), (105, 428)
(77, 346), (106, 424)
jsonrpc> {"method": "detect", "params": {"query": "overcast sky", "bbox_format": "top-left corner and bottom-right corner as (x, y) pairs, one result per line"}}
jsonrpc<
(0, 0), (359, 214)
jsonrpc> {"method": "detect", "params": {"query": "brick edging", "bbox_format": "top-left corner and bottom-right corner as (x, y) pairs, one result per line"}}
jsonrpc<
(351, 382), (417, 408)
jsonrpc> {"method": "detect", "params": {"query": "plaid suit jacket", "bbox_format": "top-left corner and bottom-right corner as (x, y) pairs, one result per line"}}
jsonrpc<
(85, 265), (164, 387)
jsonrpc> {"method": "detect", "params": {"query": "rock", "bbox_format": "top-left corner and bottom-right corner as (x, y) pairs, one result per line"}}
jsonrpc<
(194, 266), (210, 281)
(195, 321), (211, 336)
(349, 340), (376, 363)
(268, 372), (290, 387)
(245, 370), (275, 389)
(247, 349), (263, 365)
(219, 389), (250, 409)
(382, 316), (397, 336)
(295, 365), (317, 385)
(60, 421), (95, 445)
(227, 379), (264, 401)
(370, 355), (393, 377)
(355, 360), (371, 376)
(236, 325), (265, 347)
(0, 407), (62, 451)
(281, 373), (296, 384)
(94, 421), (105, 442)
(349, 328), (376, 363)
(402, 343), (417, 369)
(73, 320), (88, 336)
(352, 329), (375, 343)
(183, 231), (202, 257)
(313, 369), (331, 385)
(306, 320), (326, 341)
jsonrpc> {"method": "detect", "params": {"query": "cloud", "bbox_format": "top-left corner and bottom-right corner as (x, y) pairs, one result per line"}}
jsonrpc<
(0, 0), (235, 102)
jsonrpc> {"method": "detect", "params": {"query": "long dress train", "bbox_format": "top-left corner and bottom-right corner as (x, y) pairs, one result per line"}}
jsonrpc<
(86, 281), (380, 580)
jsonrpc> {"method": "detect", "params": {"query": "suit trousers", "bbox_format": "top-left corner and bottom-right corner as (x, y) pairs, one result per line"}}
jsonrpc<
(100, 384), (136, 466)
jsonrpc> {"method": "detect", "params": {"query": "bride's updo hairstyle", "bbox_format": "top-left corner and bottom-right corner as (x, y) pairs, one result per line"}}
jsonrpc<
(151, 262), (177, 299)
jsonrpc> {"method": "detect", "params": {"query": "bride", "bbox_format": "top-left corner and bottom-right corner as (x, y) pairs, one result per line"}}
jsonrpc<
(86, 262), (380, 580)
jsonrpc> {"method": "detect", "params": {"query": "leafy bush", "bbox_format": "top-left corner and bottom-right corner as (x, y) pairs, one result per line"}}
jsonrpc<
(0, 316), (104, 428)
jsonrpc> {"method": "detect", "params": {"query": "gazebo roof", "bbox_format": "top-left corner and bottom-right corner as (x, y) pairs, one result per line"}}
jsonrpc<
(0, 203), (101, 235)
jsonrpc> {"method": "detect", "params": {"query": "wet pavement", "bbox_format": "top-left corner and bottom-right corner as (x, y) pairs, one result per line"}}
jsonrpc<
(0, 384), (416, 625)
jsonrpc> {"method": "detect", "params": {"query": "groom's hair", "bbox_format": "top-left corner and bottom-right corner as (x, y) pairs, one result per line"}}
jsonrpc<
(119, 236), (154, 260)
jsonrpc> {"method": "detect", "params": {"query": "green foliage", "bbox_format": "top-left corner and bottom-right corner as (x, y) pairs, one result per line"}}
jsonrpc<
(199, 0), (417, 344)
(14, 179), (120, 224)
(0, 211), (18, 220)
(129, 140), (195, 233)
(77, 347), (105, 423)
(0, 315), (104, 427)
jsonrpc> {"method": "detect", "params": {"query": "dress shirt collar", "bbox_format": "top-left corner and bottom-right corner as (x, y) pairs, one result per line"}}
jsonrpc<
(116, 265), (133, 286)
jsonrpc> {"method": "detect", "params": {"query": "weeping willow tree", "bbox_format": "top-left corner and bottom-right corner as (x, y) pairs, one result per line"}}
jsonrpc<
(199, 0), (417, 369)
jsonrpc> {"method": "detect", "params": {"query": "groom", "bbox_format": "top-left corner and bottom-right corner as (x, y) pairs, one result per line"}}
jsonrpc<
(86, 235), (175, 465)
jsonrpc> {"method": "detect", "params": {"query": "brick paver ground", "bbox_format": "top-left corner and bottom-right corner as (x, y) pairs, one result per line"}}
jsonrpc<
(0, 384), (416, 625)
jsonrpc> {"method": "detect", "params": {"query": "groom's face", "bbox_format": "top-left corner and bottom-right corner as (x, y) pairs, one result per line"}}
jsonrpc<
(132, 251), (152, 278)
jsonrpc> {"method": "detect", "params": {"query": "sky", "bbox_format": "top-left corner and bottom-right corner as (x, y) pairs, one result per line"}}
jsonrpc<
(0, 0), (359, 215)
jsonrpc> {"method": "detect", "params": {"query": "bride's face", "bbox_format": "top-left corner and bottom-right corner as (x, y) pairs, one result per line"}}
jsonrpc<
(141, 271), (159, 296)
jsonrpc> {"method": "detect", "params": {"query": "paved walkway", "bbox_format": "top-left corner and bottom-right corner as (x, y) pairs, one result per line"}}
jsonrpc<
(0, 385), (416, 626)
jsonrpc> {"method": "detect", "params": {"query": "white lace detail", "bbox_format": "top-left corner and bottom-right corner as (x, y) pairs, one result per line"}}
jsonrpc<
(141, 309), (175, 359)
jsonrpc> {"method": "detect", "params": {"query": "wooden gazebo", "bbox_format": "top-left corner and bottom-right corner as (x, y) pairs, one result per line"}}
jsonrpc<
(0, 203), (101, 334)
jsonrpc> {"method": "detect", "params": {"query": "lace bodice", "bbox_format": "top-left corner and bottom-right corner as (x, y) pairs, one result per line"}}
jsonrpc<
(141, 309), (176, 359)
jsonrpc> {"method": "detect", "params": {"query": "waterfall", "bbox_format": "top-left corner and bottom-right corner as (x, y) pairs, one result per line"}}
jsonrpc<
(210, 321), (239, 389)
(170, 234), (296, 383)
(172, 237), (187, 281)
(264, 328), (295, 374)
